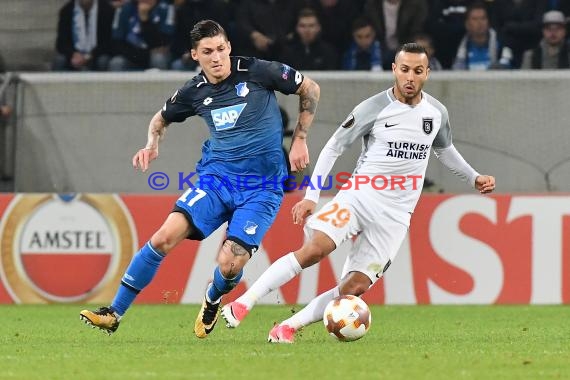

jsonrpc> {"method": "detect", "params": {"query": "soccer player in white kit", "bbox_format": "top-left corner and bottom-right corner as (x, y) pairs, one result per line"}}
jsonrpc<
(221, 43), (496, 343)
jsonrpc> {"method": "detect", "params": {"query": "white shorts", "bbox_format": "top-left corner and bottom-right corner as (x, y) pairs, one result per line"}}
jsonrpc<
(305, 189), (411, 283)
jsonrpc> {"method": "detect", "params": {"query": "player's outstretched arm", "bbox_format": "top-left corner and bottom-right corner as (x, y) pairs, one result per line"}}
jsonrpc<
(475, 175), (496, 194)
(132, 110), (170, 172)
(290, 76), (320, 172)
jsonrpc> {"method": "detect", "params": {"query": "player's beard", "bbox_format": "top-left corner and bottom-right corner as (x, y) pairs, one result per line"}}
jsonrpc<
(398, 82), (421, 101)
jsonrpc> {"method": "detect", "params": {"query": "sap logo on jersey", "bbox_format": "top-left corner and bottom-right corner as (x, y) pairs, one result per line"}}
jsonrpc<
(211, 103), (247, 131)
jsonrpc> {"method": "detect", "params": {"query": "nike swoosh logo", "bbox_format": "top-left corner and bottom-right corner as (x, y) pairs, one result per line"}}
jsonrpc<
(385, 123), (398, 128)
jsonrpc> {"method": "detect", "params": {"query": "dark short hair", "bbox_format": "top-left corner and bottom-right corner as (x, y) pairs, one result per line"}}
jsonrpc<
(465, 1), (488, 19)
(396, 42), (427, 57)
(413, 33), (434, 46)
(190, 20), (228, 49)
(297, 7), (319, 22)
(351, 16), (375, 33)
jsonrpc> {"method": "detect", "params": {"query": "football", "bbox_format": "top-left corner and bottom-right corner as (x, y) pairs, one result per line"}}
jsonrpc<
(323, 295), (371, 342)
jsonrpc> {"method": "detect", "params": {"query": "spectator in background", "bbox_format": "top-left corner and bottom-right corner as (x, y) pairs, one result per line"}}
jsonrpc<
(170, 0), (231, 71)
(521, 10), (570, 69)
(0, 105), (10, 123)
(426, 0), (476, 69)
(53, 0), (115, 71)
(363, 0), (428, 70)
(493, 0), (541, 69)
(452, 2), (512, 70)
(307, 0), (360, 67)
(235, 0), (303, 60)
(0, 77), (10, 123)
(414, 33), (443, 70)
(0, 95), (10, 123)
(108, 0), (129, 9)
(109, 0), (175, 71)
(279, 8), (338, 70)
(342, 17), (382, 71)
(536, 0), (570, 17)
(0, 61), (12, 147)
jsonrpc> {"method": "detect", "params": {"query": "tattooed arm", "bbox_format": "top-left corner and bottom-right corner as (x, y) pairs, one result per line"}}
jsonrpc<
(289, 76), (320, 172)
(132, 110), (170, 172)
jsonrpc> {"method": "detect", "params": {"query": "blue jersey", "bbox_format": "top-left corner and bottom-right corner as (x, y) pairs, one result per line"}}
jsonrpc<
(161, 56), (303, 184)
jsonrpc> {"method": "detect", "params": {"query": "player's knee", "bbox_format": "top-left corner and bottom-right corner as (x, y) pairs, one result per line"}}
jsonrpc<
(150, 228), (177, 254)
(297, 242), (331, 267)
(339, 273), (372, 296)
(218, 262), (244, 278)
(218, 241), (249, 277)
(339, 281), (368, 297)
(340, 284), (367, 297)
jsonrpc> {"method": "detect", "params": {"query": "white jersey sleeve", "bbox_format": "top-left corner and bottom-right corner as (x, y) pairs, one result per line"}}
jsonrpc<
(428, 100), (479, 186)
(432, 105), (452, 148)
(304, 94), (383, 203)
(433, 144), (480, 187)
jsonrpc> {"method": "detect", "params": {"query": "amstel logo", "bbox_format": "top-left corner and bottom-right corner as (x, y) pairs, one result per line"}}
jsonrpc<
(0, 194), (136, 303)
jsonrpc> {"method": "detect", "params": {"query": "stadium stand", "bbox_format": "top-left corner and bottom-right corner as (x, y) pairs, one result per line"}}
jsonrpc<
(0, 0), (67, 71)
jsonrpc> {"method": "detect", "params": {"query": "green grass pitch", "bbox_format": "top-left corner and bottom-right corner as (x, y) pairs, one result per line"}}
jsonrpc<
(1, 305), (569, 379)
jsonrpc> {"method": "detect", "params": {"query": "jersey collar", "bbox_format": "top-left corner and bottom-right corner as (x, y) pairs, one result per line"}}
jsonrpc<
(387, 86), (425, 107)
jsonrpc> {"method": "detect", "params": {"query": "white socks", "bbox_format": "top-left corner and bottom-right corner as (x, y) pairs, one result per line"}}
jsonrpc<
(281, 286), (340, 330)
(236, 252), (302, 309)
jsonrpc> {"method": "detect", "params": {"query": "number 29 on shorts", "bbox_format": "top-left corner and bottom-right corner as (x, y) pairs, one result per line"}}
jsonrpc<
(316, 202), (351, 228)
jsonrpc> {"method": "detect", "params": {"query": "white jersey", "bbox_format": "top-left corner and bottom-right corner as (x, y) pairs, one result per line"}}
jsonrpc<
(305, 87), (478, 214)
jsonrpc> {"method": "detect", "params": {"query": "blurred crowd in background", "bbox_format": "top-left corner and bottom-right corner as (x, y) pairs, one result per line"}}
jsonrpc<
(3, 0), (566, 192)
(48, 0), (570, 73)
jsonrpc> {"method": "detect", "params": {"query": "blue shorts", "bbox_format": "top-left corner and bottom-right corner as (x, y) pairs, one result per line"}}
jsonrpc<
(174, 176), (283, 255)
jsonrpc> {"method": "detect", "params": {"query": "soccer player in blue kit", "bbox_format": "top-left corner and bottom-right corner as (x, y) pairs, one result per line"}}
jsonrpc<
(80, 20), (321, 338)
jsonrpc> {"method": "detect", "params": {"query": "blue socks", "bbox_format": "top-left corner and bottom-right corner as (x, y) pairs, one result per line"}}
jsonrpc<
(111, 241), (165, 316)
(110, 243), (242, 314)
(206, 266), (243, 304)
